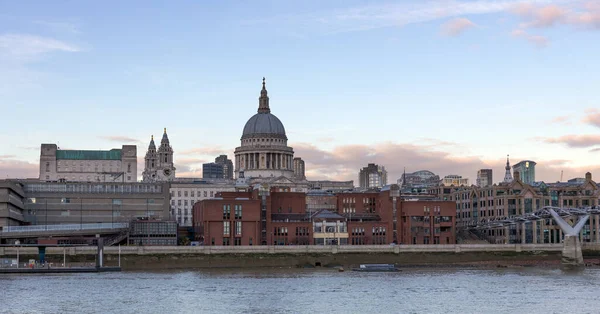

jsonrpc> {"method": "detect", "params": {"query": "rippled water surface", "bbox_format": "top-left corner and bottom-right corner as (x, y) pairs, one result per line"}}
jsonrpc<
(2, 268), (600, 314)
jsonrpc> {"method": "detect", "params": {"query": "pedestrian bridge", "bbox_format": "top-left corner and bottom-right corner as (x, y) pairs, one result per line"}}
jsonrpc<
(0, 223), (129, 238)
(467, 206), (600, 268)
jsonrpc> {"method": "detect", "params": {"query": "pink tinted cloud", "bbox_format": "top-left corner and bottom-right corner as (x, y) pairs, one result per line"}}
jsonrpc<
(0, 158), (38, 179)
(441, 18), (477, 36)
(582, 109), (600, 128)
(538, 134), (600, 148)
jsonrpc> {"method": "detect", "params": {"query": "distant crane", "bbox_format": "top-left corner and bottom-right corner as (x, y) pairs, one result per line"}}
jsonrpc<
(560, 170), (564, 182)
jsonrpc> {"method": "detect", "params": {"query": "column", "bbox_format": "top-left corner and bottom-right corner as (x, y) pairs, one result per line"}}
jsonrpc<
(278, 153), (281, 169)
(521, 223), (526, 244)
(504, 226), (509, 244)
(255, 153), (259, 169)
(595, 215), (599, 243)
(532, 220), (537, 244)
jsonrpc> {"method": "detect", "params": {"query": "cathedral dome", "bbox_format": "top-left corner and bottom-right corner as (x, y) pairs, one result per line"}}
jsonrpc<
(242, 112), (286, 139)
(241, 77), (287, 140)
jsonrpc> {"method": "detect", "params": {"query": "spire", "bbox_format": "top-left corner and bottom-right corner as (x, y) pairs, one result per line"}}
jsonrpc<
(148, 135), (156, 150)
(258, 77), (270, 113)
(503, 154), (513, 183)
(161, 127), (169, 144)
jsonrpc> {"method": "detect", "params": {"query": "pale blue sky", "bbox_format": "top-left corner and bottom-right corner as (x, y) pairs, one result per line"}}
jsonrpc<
(1, 0), (599, 183)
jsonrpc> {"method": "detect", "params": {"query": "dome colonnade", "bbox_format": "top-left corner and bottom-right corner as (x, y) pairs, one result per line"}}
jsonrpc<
(234, 78), (295, 179)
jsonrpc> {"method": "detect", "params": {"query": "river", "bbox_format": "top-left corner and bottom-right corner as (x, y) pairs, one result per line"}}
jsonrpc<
(1, 268), (600, 313)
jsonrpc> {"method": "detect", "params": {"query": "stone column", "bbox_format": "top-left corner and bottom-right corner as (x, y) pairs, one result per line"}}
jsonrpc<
(278, 153), (281, 169)
(521, 223), (526, 244)
(595, 215), (599, 243)
(504, 226), (509, 244)
(532, 220), (537, 244)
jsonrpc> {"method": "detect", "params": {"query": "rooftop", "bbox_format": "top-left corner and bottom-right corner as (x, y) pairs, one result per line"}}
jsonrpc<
(56, 149), (122, 160)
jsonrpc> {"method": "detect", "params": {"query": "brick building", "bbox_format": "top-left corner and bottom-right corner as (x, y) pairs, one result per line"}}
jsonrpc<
(194, 185), (456, 246)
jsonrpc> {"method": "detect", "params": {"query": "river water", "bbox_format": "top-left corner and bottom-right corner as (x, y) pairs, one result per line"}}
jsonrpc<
(2, 268), (600, 314)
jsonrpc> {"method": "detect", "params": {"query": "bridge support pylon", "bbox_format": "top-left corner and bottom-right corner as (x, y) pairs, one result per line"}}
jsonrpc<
(548, 209), (589, 268)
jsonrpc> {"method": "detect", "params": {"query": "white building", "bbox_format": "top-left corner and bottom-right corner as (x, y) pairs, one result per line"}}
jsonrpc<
(170, 181), (236, 226)
(441, 175), (469, 187)
(39, 143), (137, 182)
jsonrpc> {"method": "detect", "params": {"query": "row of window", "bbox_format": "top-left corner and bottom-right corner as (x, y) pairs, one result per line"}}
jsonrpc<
(172, 190), (217, 198)
(223, 221), (242, 235)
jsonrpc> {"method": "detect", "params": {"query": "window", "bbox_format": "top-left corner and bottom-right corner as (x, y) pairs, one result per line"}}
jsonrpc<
(178, 191), (181, 197)
(249, 237), (253, 246)
(112, 199), (122, 205)
(46, 162), (50, 172)
(61, 198), (71, 204)
(127, 163), (131, 173)
(235, 221), (242, 235)
(204, 191), (207, 197)
(177, 200), (181, 206)
(191, 191), (195, 197)
(222, 237), (230, 246)
(210, 191), (214, 197)
(184, 191), (188, 197)
(235, 205), (242, 219)
(234, 238), (241, 246)
(223, 205), (231, 219)
(184, 200), (188, 206)
(223, 221), (230, 235)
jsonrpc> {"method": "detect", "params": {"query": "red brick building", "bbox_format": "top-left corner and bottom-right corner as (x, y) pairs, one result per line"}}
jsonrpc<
(193, 186), (456, 246)
(400, 200), (456, 244)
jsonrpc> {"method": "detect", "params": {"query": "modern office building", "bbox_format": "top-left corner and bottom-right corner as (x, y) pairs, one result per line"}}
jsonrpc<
(358, 163), (387, 189)
(202, 163), (224, 179)
(512, 160), (536, 185)
(39, 144), (137, 183)
(0, 180), (26, 228)
(476, 169), (493, 187)
(18, 181), (170, 226)
(215, 155), (234, 180)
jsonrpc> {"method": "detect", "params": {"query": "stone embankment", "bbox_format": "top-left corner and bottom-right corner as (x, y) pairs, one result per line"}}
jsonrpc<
(2, 244), (600, 270)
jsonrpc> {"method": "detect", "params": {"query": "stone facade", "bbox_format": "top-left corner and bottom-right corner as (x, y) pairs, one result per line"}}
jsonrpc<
(142, 129), (176, 182)
(234, 78), (296, 180)
(39, 144), (137, 183)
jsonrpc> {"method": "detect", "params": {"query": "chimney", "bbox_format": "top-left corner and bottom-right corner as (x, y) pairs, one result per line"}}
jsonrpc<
(513, 171), (520, 181)
(586, 172), (592, 181)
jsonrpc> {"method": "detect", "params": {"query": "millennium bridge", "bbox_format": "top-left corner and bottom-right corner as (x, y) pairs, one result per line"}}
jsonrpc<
(466, 206), (600, 267)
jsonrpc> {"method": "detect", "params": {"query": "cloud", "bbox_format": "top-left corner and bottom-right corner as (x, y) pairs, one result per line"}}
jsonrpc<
(0, 157), (38, 179)
(513, 4), (567, 27)
(511, 28), (549, 47)
(244, 0), (564, 35)
(511, 2), (600, 30)
(590, 148), (600, 153)
(0, 33), (80, 59)
(537, 134), (600, 148)
(99, 136), (142, 143)
(441, 18), (477, 36)
(582, 108), (600, 128)
(293, 141), (599, 184)
(550, 115), (571, 124)
(179, 147), (231, 157)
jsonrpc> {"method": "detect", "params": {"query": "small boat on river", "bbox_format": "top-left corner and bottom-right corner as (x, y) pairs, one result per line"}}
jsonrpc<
(352, 264), (401, 272)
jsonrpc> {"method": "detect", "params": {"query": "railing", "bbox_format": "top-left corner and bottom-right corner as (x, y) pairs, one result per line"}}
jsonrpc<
(2, 223), (129, 233)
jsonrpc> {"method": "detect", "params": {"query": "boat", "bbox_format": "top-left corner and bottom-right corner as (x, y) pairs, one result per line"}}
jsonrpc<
(351, 264), (401, 272)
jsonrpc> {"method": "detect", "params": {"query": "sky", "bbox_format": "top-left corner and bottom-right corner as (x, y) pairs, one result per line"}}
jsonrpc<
(1, 0), (599, 184)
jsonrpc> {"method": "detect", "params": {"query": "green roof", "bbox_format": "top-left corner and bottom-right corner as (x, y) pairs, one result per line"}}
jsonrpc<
(56, 149), (122, 160)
